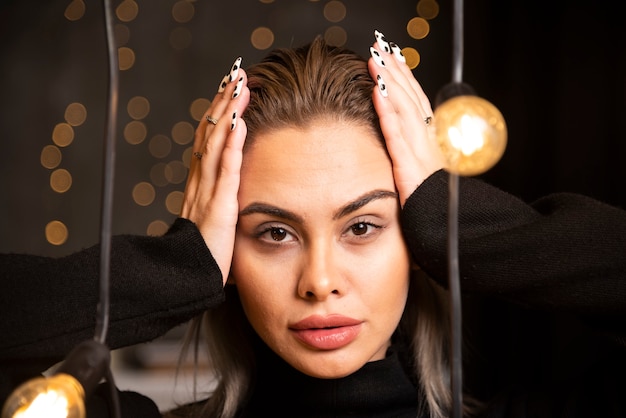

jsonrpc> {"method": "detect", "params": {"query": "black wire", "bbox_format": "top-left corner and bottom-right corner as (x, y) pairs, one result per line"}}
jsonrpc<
(97, 0), (121, 417)
(95, 0), (118, 345)
(105, 366), (122, 418)
(448, 173), (463, 418)
(449, 0), (464, 416)
(452, 0), (464, 84)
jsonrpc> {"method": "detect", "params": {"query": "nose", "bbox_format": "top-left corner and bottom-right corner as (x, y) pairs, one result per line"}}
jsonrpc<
(297, 240), (343, 301)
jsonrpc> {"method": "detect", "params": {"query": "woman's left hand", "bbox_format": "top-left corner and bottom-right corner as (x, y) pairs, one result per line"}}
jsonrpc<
(367, 30), (445, 207)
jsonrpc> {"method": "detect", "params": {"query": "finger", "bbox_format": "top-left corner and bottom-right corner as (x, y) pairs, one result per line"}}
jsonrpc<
(194, 56), (244, 154)
(200, 69), (248, 183)
(368, 58), (427, 142)
(182, 58), (244, 218)
(371, 44), (423, 106)
(371, 32), (433, 119)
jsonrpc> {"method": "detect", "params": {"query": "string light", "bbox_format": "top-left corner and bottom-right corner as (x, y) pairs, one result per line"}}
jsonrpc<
(434, 84), (507, 176)
(432, 0), (507, 416)
(2, 0), (121, 416)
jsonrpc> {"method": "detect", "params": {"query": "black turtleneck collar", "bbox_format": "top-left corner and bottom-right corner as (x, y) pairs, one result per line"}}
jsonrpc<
(241, 340), (421, 418)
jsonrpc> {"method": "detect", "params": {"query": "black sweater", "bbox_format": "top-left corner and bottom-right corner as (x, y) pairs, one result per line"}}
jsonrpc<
(1, 170), (625, 417)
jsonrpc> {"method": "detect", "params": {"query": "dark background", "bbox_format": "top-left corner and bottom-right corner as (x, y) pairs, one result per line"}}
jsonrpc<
(1, 0), (624, 256)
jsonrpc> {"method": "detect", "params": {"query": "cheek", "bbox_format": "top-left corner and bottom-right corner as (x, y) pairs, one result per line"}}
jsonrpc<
(357, 235), (411, 316)
(231, 240), (293, 331)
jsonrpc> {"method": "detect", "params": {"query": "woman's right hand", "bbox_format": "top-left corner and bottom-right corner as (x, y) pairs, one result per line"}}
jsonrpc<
(180, 58), (250, 285)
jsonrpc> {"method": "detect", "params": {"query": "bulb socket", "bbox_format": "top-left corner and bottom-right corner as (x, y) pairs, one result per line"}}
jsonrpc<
(434, 82), (477, 108)
(57, 340), (111, 399)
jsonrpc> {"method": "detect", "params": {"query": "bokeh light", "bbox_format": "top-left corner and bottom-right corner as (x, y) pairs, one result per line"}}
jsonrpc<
(251, 27), (275, 50)
(118, 47), (136, 71)
(64, 103), (87, 127)
(164, 161), (187, 184)
(147, 220), (169, 236)
(417, 0), (440, 20)
(124, 120), (148, 145)
(402, 47), (421, 69)
(150, 162), (169, 187)
(64, 0), (85, 21)
(165, 191), (184, 215)
(190, 98), (211, 121)
(171, 121), (194, 145)
(52, 123), (74, 147)
(132, 182), (156, 206)
(149, 134), (172, 159)
(114, 24), (131, 47)
(116, 0), (139, 23)
(45, 221), (69, 246)
(324, 26), (348, 46)
(50, 169), (72, 193)
(323, 1), (346, 23)
(127, 96), (150, 120)
(41, 145), (62, 170)
(172, 1), (195, 23)
(407, 17), (430, 40)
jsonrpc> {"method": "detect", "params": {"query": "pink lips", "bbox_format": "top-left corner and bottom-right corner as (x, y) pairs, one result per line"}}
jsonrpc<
(289, 315), (363, 350)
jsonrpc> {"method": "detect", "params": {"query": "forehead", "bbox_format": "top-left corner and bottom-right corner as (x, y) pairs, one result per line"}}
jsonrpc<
(239, 120), (395, 208)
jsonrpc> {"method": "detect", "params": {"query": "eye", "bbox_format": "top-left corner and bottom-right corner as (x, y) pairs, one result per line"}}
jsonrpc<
(257, 225), (296, 244)
(269, 227), (288, 241)
(351, 222), (370, 236)
(345, 220), (382, 240)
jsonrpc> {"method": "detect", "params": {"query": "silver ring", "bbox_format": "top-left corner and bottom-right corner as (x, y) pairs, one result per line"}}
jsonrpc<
(424, 116), (432, 125)
(206, 115), (218, 125)
(193, 152), (203, 160)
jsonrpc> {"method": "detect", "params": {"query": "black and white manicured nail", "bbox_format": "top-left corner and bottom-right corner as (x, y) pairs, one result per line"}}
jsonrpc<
(389, 42), (406, 63)
(376, 74), (388, 97)
(375, 30), (391, 53)
(217, 74), (229, 93)
(232, 76), (244, 99)
(230, 111), (237, 131)
(229, 57), (242, 82)
(370, 47), (386, 67)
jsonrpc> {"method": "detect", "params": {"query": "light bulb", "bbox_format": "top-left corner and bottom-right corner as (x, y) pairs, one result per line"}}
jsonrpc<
(433, 95), (507, 176)
(2, 340), (110, 418)
(1, 373), (85, 418)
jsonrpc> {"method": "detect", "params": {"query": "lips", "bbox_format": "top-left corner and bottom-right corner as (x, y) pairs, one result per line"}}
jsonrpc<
(289, 315), (363, 350)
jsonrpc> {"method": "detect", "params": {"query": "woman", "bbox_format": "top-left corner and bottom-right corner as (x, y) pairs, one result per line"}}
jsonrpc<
(175, 33), (453, 418)
(2, 32), (625, 417)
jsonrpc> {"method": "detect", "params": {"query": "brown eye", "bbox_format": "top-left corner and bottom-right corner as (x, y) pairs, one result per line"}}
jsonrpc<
(351, 222), (368, 236)
(270, 227), (288, 241)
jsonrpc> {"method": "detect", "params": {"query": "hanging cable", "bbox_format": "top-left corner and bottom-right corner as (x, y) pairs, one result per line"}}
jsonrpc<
(97, 1), (121, 416)
(434, 1), (507, 415)
(448, 0), (464, 416)
(94, 0), (119, 345)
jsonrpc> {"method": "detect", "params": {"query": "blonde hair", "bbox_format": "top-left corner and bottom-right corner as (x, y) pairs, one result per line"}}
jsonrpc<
(171, 37), (454, 418)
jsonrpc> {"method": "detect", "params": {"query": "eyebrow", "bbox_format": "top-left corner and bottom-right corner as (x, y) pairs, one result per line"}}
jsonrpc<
(238, 189), (398, 222)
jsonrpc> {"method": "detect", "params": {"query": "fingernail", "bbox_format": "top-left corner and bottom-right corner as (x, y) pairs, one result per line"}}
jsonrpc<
(229, 57), (242, 82)
(376, 74), (388, 97)
(230, 111), (237, 131)
(232, 76), (244, 99)
(390, 42), (406, 63)
(217, 74), (229, 93)
(370, 47), (386, 67)
(375, 30), (391, 53)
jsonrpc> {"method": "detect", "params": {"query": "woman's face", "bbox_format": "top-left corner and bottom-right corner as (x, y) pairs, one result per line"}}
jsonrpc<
(232, 119), (411, 378)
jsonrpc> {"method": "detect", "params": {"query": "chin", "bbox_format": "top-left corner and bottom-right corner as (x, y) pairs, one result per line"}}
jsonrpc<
(287, 350), (370, 379)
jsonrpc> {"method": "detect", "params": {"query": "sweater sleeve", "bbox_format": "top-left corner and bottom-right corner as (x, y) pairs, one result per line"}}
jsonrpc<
(0, 218), (225, 363)
(401, 170), (626, 319)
